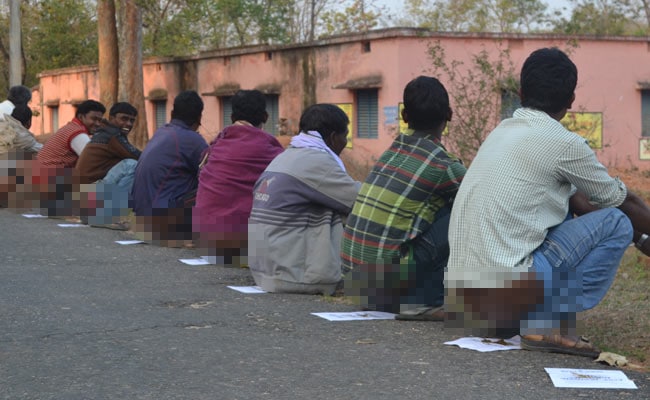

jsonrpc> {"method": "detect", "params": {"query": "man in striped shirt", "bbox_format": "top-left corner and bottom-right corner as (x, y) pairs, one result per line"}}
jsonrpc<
(342, 76), (466, 319)
(447, 48), (650, 357)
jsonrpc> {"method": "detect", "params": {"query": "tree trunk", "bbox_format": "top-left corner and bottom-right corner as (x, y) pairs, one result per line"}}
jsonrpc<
(98, 0), (119, 108)
(118, 0), (148, 149)
(9, 0), (22, 85)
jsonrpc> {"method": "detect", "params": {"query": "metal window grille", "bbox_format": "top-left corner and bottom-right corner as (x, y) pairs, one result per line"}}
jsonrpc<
(356, 89), (378, 138)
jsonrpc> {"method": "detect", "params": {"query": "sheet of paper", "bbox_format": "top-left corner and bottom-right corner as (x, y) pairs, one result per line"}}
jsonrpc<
(179, 258), (212, 266)
(311, 311), (396, 321)
(545, 368), (637, 389)
(57, 223), (88, 228)
(227, 286), (266, 294)
(115, 240), (145, 245)
(22, 213), (46, 218)
(444, 336), (521, 352)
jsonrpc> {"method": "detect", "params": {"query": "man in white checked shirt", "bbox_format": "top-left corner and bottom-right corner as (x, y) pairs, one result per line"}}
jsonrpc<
(446, 47), (650, 358)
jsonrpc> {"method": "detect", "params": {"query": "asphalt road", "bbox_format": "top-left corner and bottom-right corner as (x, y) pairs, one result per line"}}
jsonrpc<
(0, 209), (648, 399)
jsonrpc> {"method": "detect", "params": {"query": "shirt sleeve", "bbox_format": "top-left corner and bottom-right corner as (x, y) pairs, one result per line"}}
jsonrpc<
(70, 134), (91, 156)
(436, 160), (467, 200)
(556, 139), (627, 208)
(116, 134), (141, 159)
(303, 154), (361, 215)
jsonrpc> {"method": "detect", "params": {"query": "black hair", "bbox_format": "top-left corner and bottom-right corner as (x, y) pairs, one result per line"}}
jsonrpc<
(520, 48), (578, 114)
(171, 90), (203, 126)
(109, 102), (137, 117)
(76, 100), (106, 118)
(403, 76), (450, 130)
(7, 85), (32, 106)
(231, 90), (267, 126)
(11, 104), (32, 129)
(299, 104), (349, 142)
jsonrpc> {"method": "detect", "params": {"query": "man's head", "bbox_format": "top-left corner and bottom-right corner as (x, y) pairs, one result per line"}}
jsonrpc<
(299, 104), (349, 156)
(75, 100), (106, 133)
(108, 102), (137, 134)
(520, 48), (577, 118)
(231, 90), (268, 127)
(11, 105), (32, 130)
(7, 85), (32, 107)
(402, 76), (452, 132)
(171, 91), (203, 130)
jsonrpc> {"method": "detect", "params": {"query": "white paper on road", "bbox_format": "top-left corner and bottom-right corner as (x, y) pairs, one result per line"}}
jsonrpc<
(444, 336), (521, 352)
(115, 240), (145, 245)
(544, 368), (637, 389)
(179, 258), (212, 266)
(22, 213), (46, 218)
(227, 286), (266, 294)
(57, 223), (88, 228)
(311, 311), (396, 321)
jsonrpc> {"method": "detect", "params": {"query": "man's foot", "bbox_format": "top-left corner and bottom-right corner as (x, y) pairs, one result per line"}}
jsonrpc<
(395, 305), (445, 321)
(521, 334), (601, 358)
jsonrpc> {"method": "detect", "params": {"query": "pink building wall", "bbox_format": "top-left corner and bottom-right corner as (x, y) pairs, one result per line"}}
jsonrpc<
(31, 28), (650, 171)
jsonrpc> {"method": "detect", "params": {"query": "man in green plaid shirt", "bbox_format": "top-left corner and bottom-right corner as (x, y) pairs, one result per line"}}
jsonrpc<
(342, 76), (466, 319)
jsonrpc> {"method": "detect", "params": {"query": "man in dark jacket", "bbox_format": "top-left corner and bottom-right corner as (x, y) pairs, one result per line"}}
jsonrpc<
(76, 102), (140, 230)
(76, 102), (140, 186)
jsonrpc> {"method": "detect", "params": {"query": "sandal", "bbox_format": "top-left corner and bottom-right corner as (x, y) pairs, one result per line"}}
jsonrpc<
(521, 334), (601, 358)
(395, 306), (445, 321)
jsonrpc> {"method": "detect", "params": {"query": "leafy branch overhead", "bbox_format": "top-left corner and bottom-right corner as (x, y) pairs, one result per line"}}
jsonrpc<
(427, 40), (517, 162)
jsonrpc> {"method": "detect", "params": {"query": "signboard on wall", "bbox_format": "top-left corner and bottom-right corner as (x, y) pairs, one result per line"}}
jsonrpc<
(640, 139), (650, 160)
(336, 103), (353, 149)
(560, 112), (603, 149)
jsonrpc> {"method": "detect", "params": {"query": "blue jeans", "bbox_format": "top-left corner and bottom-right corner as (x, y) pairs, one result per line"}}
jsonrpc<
(87, 159), (137, 225)
(521, 208), (633, 334)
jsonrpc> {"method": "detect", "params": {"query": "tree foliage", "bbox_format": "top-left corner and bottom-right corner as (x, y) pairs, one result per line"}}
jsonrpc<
(427, 41), (517, 162)
(0, 0), (98, 90)
(320, 0), (383, 36)
(401, 0), (548, 32)
(551, 0), (650, 35)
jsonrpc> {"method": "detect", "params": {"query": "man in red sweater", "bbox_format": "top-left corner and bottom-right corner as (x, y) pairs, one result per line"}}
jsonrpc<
(37, 100), (105, 217)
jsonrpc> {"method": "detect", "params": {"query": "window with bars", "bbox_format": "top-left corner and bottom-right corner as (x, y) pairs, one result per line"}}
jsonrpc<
(500, 90), (521, 120)
(356, 89), (378, 138)
(153, 100), (167, 130)
(642, 90), (650, 137)
(221, 96), (232, 130)
(265, 94), (279, 135)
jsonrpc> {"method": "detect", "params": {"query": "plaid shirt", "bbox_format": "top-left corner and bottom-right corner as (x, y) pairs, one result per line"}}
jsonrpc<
(341, 132), (466, 271)
(447, 108), (627, 288)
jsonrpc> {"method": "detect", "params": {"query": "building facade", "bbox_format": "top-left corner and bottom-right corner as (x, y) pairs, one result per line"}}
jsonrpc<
(31, 28), (650, 170)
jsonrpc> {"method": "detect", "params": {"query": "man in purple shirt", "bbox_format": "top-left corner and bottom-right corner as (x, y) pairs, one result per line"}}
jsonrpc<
(131, 90), (208, 246)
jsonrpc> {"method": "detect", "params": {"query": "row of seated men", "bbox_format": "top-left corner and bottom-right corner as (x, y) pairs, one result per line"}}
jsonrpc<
(3, 47), (650, 360)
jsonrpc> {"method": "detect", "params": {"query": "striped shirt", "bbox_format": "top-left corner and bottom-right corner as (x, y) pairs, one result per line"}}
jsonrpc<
(38, 118), (88, 168)
(446, 108), (627, 288)
(341, 132), (466, 271)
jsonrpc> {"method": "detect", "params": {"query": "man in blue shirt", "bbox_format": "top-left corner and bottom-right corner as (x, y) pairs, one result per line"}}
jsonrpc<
(131, 90), (208, 246)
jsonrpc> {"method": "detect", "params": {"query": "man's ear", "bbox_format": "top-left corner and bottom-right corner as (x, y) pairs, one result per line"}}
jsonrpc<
(262, 111), (269, 124)
(447, 107), (453, 122)
(567, 93), (576, 110)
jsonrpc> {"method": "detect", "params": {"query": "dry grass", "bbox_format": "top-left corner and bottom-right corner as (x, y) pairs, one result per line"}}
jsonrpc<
(582, 167), (650, 369)
(584, 248), (650, 369)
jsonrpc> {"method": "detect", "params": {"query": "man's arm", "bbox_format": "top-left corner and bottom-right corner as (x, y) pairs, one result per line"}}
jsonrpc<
(70, 134), (91, 156)
(618, 191), (650, 256)
(569, 191), (599, 216)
